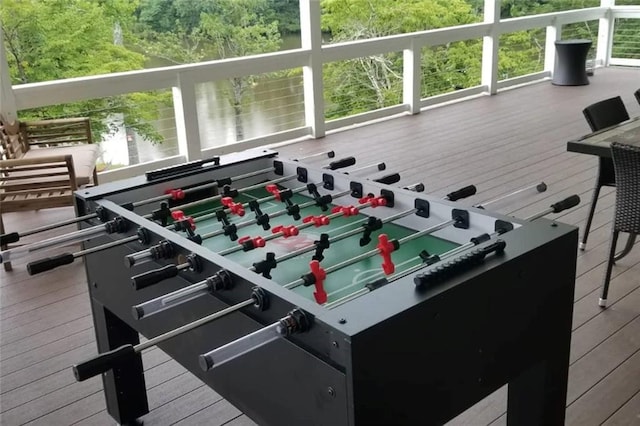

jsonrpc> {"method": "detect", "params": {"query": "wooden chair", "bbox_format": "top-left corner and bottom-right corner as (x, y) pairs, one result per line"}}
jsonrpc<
(580, 96), (630, 250)
(600, 142), (640, 307)
(0, 117), (100, 270)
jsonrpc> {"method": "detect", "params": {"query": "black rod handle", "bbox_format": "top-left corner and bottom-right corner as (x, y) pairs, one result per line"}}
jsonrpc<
(446, 185), (477, 201)
(326, 156), (356, 170)
(551, 195), (580, 213)
(132, 265), (179, 290)
(374, 173), (401, 185)
(72, 344), (135, 381)
(27, 253), (75, 275)
(0, 232), (20, 245)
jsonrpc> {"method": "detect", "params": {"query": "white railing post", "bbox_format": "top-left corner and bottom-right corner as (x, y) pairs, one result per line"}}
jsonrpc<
(300, 0), (325, 138)
(172, 74), (203, 161)
(481, 0), (501, 95)
(403, 39), (422, 115)
(0, 27), (18, 124)
(596, 0), (615, 67)
(544, 20), (561, 75)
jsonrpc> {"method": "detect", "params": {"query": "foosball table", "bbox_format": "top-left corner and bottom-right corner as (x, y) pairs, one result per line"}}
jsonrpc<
(2, 148), (579, 425)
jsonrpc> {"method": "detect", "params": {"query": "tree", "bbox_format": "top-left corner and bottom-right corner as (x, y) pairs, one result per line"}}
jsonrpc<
(132, 0), (282, 142)
(1, 0), (170, 151)
(321, 0), (479, 119)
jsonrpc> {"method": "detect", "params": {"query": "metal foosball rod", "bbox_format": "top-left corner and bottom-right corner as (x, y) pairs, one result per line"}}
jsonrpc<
(404, 183), (425, 192)
(25, 182), (354, 276)
(0, 217), (129, 265)
(0, 164), (270, 246)
(343, 162), (386, 175)
(198, 308), (310, 371)
(128, 189), (394, 290)
(0, 153), (341, 247)
(162, 162), (397, 236)
(27, 163), (396, 275)
(129, 183), (478, 313)
(9, 158), (358, 268)
(474, 181), (547, 209)
(153, 156), (354, 226)
(292, 150), (335, 161)
(127, 174), (437, 286)
(282, 213), (470, 304)
(0, 167), (292, 263)
(324, 194), (581, 309)
(72, 285), (270, 382)
(130, 207), (416, 318)
(125, 169), (406, 270)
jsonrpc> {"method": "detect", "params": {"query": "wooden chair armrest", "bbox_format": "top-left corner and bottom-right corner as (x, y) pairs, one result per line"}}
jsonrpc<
(1, 155), (74, 167)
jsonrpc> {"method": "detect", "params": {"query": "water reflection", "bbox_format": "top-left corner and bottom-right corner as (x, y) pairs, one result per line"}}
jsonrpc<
(100, 36), (305, 169)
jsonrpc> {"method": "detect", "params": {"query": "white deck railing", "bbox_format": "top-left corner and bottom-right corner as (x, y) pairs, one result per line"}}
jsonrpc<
(3, 1), (640, 182)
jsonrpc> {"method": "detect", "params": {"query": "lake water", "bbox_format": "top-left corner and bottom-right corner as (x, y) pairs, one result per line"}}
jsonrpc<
(99, 35), (306, 169)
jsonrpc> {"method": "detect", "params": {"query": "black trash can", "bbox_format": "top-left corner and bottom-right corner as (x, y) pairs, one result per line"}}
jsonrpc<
(552, 39), (592, 86)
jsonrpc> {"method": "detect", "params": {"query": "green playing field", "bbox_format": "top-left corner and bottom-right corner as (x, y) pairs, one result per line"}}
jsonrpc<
(176, 187), (459, 305)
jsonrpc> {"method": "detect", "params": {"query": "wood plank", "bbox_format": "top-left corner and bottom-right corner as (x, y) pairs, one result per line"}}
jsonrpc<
(174, 400), (242, 426)
(567, 316), (640, 405)
(0, 284), (89, 321)
(0, 315), (92, 362)
(1, 328), (95, 377)
(0, 294), (92, 346)
(601, 389), (640, 425)
(0, 348), (172, 422)
(139, 385), (223, 425)
(221, 414), (258, 426)
(566, 348), (640, 426)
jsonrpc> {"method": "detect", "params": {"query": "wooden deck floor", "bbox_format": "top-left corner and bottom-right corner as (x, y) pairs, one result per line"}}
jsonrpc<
(2, 67), (640, 425)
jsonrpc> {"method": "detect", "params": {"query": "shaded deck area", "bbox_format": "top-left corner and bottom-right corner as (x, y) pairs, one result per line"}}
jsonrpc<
(2, 67), (640, 425)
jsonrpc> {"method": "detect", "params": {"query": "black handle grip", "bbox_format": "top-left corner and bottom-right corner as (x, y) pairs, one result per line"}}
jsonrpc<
(551, 195), (580, 213)
(326, 156), (356, 170)
(132, 264), (178, 290)
(447, 185), (477, 201)
(27, 253), (75, 275)
(374, 173), (401, 185)
(0, 232), (20, 245)
(72, 344), (135, 381)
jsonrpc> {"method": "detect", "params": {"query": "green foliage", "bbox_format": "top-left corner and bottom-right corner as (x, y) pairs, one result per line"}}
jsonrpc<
(198, 0), (282, 139)
(265, 0), (300, 34)
(321, 0), (480, 119)
(132, 0), (282, 141)
(1, 0), (169, 143)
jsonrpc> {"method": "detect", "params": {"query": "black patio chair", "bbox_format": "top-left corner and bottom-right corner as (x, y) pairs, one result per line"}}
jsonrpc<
(580, 96), (630, 250)
(600, 142), (640, 307)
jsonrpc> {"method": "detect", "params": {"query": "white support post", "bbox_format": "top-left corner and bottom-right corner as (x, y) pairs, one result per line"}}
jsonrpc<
(403, 39), (422, 115)
(544, 21), (561, 75)
(0, 27), (18, 124)
(172, 74), (203, 161)
(300, 0), (325, 139)
(596, 0), (615, 67)
(481, 0), (501, 95)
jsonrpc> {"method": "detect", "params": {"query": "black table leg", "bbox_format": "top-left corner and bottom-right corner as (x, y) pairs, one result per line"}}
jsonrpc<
(506, 350), (570, 425)
(91, 300), (149, 425)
